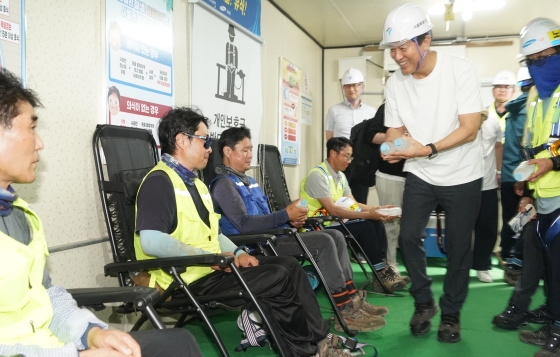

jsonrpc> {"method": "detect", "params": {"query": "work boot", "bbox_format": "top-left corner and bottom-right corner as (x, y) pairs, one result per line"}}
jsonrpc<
(504, 266), (522, 286)
(534, 324), (560, 357)
(334, 304), (386, 332)
(438, 312), (461, 343)
(529, 305), (551, 324)
(492, 303), (528, 330)
(521, 325), (549, 346)
(373, 269), (407, 293)
(316, 335), (352, 357)
(352, 290), (389, 317)
(385, 264), (411, 284)
(410, 299), (439, 336)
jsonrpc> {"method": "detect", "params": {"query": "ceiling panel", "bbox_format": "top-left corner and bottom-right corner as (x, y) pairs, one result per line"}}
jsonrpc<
(270, 0), (560, 48)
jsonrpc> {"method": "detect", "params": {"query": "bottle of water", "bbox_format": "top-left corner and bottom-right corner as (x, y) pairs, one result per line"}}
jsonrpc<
(380, 142), (397, 155)
(513, 161), (536, 181)
(296, 199), (308, 211)
(394, 137), (411, 151)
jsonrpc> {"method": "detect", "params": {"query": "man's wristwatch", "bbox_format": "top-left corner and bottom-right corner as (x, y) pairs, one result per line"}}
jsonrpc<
(551, 156), (560, 171)
(426, 143), (438, 160)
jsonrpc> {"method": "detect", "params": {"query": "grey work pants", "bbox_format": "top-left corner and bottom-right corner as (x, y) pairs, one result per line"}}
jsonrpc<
(275, 229), (353, 293)
(399, 173), (482, 315)
(376, 174), (405, 268)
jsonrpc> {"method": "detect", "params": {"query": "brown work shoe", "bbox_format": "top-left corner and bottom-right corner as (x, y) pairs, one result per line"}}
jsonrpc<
(334, 305), (386, 332)
(386, 265), (411, 284)
(373, 269), (407, 293)
(352, 290), (389, 317)
(317, 335), (352, 357)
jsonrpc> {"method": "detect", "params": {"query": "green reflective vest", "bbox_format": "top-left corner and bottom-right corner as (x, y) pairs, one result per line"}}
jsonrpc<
(134, 162), (221, 288)
(0, 198), (64, 348)
(300, 162), (347, 218)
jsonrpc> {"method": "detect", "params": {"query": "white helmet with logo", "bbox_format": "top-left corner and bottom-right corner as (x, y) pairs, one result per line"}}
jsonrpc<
(379, 3), (433, 50)
(519, 18), (560, 56)
(341, 68), (365, 85)
(492, 70), (516, 85)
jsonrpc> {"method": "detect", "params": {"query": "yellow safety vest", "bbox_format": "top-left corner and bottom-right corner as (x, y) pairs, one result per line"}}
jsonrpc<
(0, 198), (64, 348)
(489, 103), (509, 144)
(300, 162), (347, 218)
(525, 85), (560, 198)
(134, 162), (221, 288)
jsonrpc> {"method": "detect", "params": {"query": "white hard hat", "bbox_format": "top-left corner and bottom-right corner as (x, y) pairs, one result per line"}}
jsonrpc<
(517, 67), (531, 82)
(519, 18), (560, 56)
(341, 68), (365, 85)
(379, 3), (433, 50)
(492, 70), (516, 86)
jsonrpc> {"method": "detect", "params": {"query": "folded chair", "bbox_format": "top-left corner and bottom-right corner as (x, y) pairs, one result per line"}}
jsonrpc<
(92, 124), (290, 357)
(257, 144), (394, 296)
(202, 140), (359, 336)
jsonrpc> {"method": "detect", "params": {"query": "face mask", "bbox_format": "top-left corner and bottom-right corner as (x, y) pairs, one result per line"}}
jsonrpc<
(528, 53), (560, 99)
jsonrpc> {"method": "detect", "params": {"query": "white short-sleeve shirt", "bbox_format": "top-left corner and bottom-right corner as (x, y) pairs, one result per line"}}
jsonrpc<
(385, 52), (484, 186)
(480, 105), (503, 191)
(326, 100), (376, 139)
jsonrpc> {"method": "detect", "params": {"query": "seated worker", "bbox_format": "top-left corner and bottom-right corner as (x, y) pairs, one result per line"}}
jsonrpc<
(300, 137), (410, 293)
(0, 69), (202, 357)
(209, 126), (388, 333)
(134, 107), (351, 357)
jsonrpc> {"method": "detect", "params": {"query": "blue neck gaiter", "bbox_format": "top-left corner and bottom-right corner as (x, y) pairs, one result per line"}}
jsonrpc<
(528, 54), (560, 99)
(162, 153), (199, 186)
(0, 186), (17, 217)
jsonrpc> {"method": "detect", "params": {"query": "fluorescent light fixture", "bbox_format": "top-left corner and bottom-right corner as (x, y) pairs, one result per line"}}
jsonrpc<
(428, 0), (506, 16)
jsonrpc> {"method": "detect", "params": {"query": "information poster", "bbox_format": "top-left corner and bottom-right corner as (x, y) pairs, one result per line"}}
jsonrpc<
(301, 94), (312, 126)
(0, 0), (24, 80)
(279, 57), (301, 165)
(201, 0), (261, 36)
(105, 0), (174, 145)
(192, 4), (263, 166)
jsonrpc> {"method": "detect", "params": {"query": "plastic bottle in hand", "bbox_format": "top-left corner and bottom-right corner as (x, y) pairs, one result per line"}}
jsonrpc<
(380, 142), (397, 155)
(513, 161), (536, 181)
(296, 199), (308, 211)
(394, 137), (411, 151)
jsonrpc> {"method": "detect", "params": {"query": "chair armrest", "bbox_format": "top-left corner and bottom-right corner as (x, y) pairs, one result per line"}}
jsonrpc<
(317, 215), (341, 223)
(104, 254), (234, 277)
(228, 233), (277, 245)
(68, 286), (160, 307)
(304, 218), (324, 226)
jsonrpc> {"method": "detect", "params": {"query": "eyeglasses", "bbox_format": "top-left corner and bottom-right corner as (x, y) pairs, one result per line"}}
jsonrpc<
(522, 51), (560, 67)
(337, 152), (354, 162)
(494, 85), (514, 90)
(183, 133), (212, 149)
(343, 83), (362, 90)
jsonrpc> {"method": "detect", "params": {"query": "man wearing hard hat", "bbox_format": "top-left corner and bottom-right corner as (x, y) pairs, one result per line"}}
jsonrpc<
(325, 68), (377, 205)
(510, 18), (560, 357)
(379, 3), (484, 343)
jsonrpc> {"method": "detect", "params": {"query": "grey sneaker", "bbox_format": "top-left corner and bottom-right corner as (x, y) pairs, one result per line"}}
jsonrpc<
(520, 325), (549, 346)
(438, 312), (461, 343)
(351, 253), (367, 264)
(352, 290), (389, 317)
(410, 299), (439, 335)
(334, 305), (386, 332)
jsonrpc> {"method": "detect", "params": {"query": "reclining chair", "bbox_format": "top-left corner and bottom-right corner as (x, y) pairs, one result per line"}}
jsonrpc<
(256, 144), (394, 296)
(202, 140), (358, 336)
(92, 124), (290, 357)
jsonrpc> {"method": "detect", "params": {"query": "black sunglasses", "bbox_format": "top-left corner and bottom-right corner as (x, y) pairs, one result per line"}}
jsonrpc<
(522, 50), (560, 67)
(183, 133), (212, 149)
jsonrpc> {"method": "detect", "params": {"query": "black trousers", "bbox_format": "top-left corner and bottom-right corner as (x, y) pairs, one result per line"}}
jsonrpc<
(329, 219), (387, 266)
(472, 189), (499, 270)
(538, 207), (560, 321)
(500, 182), (523, 259)
(344, 169), (370, 204)
(189, 255), (329, 357)
(130, 328), (203, 357)
(510, 220), (546, 311)
(399, 174), (481, 315)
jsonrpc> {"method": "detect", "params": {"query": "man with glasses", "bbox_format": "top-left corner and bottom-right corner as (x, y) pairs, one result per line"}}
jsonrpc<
(300, 137), (409, 293)
(510, 18), (560, 357)
(326, 68), (377, 204)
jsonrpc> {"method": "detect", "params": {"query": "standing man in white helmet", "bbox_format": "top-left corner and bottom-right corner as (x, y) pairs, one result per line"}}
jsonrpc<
(513, 17), (560, 357)
(325, 68), (377, 205)
(379, 3), (484, 343)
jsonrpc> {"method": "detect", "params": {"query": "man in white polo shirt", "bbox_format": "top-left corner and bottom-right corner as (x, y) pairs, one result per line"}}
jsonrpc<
(326, 68), (376, 204)
(380, 3), (484, 343)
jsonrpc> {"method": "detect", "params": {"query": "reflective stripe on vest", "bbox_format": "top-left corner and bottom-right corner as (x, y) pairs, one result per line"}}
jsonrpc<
(525, 86), (560, 198)
(0, 198), (63, 348)
(300, 162), (346, 218)
(134, 162), (222, 288)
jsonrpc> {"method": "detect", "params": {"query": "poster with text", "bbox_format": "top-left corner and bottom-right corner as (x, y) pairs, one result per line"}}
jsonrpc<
(201, 0), (261, 36)
(0, 0), (24, 80)
(279, 57), (301, 165)
(192, 4), (262, 166)
(105, 0), (174, 145)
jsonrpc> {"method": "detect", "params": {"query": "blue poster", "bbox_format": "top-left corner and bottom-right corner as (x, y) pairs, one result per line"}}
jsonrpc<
(201, 0), (261, 36)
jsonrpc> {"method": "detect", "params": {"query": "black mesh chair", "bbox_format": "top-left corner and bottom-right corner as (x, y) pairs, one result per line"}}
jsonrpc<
(257, 144), (393, 295)
(92, 125), (290, 357)
(203, 140), (360, 336)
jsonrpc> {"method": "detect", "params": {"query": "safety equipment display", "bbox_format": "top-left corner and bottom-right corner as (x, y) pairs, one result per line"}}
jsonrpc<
(379, 3), (433, 49)
(519, 18), (560, 56)
(492, 70), (516, 85)
(341, 68), (365, 85)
